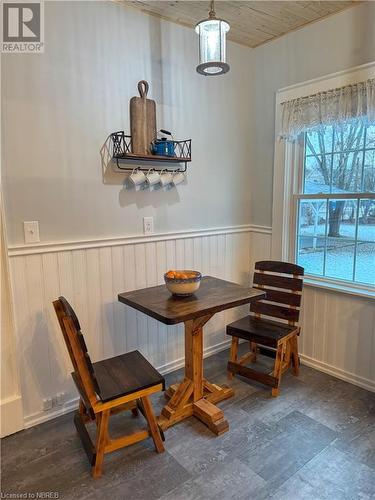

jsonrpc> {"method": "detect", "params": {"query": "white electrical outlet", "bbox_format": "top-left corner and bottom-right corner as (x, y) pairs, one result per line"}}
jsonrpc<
(143, 216), (154, 235)
(24, 221), (40, 243)
(56, 392), (65, 405)
(42, 398), (53, 411)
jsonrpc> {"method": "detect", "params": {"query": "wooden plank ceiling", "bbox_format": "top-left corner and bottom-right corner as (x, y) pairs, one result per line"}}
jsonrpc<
(127, 1), (358, 48)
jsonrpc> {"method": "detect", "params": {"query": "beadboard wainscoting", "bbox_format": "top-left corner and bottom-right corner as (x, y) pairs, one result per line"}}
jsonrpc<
(252, 228), (374, 392)
(8, 226), (256, 427)
(299, 287), (375, 391)
(6, 224), (374, 430)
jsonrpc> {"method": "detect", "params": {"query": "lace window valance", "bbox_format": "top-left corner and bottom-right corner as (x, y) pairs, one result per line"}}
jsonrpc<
(279, 78), (375, 140)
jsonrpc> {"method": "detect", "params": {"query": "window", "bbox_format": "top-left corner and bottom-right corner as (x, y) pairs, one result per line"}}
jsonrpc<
(295, 121), (375, 287)
(273, 65), (375, 295)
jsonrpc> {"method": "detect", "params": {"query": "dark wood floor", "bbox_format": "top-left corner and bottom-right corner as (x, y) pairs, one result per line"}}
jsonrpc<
(2, 346), (375, 499)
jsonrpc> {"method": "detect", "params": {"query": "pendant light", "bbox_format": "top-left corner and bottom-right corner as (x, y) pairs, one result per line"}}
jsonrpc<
(195, 0), (230, 76)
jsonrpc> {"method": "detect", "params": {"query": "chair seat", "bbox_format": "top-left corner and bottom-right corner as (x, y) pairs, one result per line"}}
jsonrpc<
(226, 315), (298, 348)
(92, 350), (165, 402)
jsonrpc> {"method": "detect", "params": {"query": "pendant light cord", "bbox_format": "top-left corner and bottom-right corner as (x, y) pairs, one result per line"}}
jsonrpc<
(209, 0), (216, 18)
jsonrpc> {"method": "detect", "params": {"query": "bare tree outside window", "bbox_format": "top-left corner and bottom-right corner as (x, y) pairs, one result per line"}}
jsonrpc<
(296, 121), (375, 286)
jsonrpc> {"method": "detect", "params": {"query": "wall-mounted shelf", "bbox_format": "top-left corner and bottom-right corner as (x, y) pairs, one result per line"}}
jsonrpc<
(110, 131), (192, 172)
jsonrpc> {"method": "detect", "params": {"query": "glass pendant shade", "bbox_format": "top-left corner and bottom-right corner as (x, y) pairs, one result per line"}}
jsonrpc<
(195, 5), (230, 76)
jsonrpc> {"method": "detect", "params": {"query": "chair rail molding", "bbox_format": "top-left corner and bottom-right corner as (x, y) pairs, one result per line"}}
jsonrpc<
(7, 224), (272, 257)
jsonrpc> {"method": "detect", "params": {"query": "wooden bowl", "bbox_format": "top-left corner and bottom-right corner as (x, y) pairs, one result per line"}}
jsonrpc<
(164, 270), (202, 297)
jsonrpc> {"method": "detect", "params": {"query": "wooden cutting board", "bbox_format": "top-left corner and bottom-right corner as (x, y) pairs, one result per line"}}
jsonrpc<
(130, 80), (156, 155)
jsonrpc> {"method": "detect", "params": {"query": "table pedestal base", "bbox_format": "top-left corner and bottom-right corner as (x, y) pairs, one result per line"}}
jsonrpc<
(157, 379), (234, 435)
(157, 315), (234, 435)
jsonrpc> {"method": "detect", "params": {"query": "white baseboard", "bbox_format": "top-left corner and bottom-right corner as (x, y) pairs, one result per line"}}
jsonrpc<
(24, 339), (233, 429)
(1, 395), (24, 437)
(300, 354), (375, 393)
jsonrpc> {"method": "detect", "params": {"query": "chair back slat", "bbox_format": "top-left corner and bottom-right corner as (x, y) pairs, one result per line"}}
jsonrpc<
(53, 297), (99, 409)
(252, 286), (302, 307)
(253, 272), (303, 291)
(251, 261), (304, 326)
(255, 261), (304, 276)
(250, 301), (300, 322)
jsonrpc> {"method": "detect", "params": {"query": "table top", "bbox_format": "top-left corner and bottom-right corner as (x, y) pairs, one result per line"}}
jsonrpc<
(118, 276), (265, 325)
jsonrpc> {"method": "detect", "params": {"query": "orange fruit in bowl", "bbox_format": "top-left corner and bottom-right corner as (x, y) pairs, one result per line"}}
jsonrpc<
(164, 270), (201, 282)
(164, 269), (202, 297)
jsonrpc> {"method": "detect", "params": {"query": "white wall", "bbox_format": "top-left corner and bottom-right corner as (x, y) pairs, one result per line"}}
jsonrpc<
(1, 1), (374, 434)
(1, 1), (253, 245)
(1, 0), (255, 432)
(251, 1), (375, 226)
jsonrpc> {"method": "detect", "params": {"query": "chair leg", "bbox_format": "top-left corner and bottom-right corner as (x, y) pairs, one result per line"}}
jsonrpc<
(79, 398), (86, 416)
(131, 407), (139, 417)
(92, 410), (110, 479)
(250, 342), (257, 363)
(290, 335), (300, 376)
(227, 336), (239, 379)
(141, 395), (165, 454)
(271, 342), (285, 398)
(281, 340), (291, 374)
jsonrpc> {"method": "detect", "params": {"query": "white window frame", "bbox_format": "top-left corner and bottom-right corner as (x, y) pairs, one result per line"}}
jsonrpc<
(272, 62), (375, 299)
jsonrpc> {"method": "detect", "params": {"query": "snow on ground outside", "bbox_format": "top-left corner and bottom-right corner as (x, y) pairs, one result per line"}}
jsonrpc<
(299, 223), (375, 241)
(297, 223), (375, 285)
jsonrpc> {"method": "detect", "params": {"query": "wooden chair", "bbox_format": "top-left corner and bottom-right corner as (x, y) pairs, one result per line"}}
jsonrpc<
(53, 296), (165, 478)
(226, 261), (304, 397)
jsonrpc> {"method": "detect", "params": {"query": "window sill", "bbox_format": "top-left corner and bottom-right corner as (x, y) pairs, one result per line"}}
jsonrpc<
(304, 276), (375, 300)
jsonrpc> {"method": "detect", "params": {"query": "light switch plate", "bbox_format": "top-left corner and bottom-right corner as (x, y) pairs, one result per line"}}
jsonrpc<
(143, 216), (154, 235)
(24, 221), (40, 243)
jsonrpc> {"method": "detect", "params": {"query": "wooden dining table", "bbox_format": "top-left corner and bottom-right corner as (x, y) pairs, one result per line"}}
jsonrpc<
(118, 276), (265, 435)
